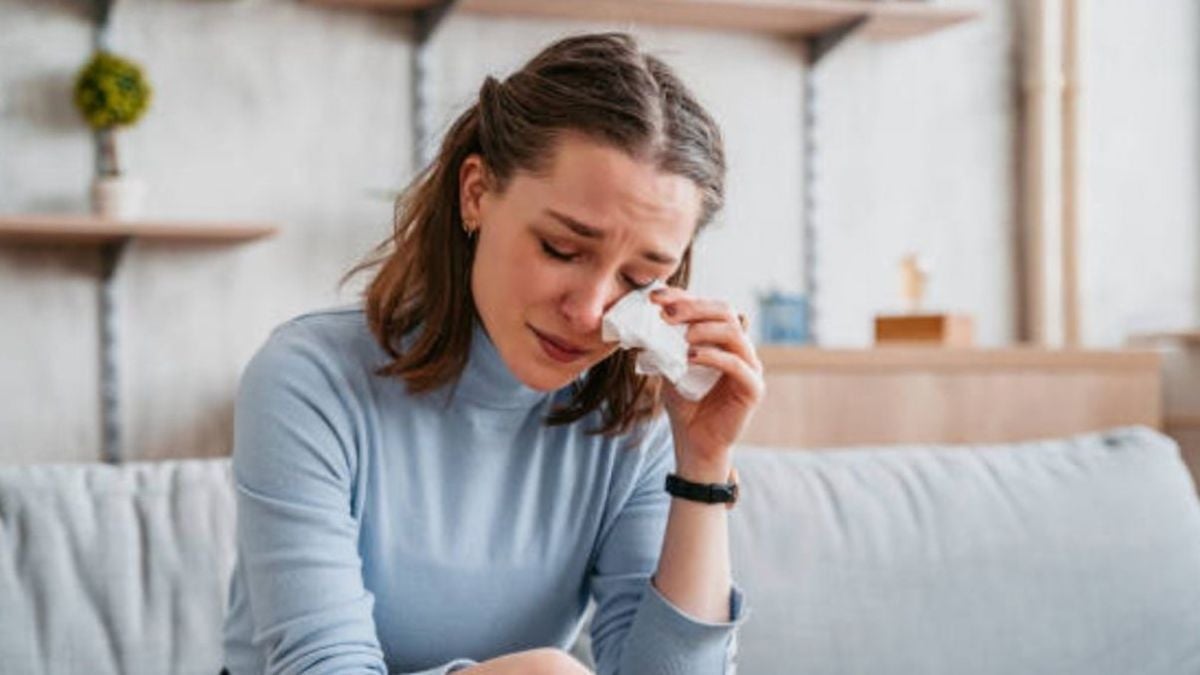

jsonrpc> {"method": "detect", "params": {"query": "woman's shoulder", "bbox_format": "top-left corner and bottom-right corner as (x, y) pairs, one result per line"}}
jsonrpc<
(271, 302), (369, 341)
(244, 303), (383, 389)
(261, 302), (378, 356)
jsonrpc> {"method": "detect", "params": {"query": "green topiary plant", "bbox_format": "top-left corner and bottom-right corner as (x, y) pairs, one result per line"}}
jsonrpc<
(73, 50), (153, 178)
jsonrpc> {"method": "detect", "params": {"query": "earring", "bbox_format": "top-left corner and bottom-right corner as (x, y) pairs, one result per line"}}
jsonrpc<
(463, 219), (478, 240)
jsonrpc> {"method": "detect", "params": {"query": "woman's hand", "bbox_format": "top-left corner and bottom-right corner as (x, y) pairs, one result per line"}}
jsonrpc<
(649, 287), (765, 476)
(458, 647), (591, 674)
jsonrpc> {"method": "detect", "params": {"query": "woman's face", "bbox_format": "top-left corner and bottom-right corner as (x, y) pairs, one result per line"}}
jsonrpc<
(460, 132), (701, 392)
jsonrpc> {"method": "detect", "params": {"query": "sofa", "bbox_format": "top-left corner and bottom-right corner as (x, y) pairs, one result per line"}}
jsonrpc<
(2, 425), (1199, 674)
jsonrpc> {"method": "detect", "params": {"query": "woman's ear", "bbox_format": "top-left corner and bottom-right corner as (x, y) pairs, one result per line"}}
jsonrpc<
(459, 154), (489, 225)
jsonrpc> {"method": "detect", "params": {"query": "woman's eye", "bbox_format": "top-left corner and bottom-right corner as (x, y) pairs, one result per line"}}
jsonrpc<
(541, 239), (653, 290)
(540, 240), (578, 262)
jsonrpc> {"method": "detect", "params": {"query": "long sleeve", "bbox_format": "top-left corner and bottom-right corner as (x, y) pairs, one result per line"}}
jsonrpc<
(587, 415), (751, 675)
(226, 324), (479, 675)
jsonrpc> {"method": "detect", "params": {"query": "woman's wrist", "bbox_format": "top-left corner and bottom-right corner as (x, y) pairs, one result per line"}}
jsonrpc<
(673, 452), (733, 484)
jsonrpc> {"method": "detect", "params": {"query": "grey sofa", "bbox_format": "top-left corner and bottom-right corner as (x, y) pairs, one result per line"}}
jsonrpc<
(2, 426), (1199, 674)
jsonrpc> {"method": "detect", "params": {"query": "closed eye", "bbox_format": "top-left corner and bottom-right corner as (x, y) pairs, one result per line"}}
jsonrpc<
(540, 240), (578, 262)
(539, 240), (655, 290)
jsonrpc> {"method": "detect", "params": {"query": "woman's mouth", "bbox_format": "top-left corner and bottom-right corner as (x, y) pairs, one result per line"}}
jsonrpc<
(531, 326), (589, 363)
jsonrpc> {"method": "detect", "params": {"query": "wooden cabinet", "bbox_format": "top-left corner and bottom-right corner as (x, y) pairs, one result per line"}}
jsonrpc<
(742, 346), (1163, 450)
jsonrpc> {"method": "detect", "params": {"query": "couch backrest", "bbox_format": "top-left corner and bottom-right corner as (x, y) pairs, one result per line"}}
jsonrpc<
(728, 425), (1200, 675)
(0, 458), (235, 675)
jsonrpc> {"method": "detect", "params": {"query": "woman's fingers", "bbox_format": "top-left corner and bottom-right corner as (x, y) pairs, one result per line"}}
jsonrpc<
(688, 344), (765, 404)
(683, 320), (761, 372)
(653, 289), (739, 327)
(650, 287), (759, 372)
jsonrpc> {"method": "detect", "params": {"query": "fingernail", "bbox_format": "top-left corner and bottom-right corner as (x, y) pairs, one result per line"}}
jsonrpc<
(687, 347), (697, 358)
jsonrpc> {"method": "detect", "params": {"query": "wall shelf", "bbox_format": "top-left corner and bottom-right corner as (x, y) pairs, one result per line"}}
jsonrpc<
(1, 213), (279, 464)
(0, 214), (278, 246)
(305, 0), (978, 40)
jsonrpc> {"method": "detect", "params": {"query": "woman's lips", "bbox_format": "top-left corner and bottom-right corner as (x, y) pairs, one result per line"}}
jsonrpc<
(531, 326), (589, 363)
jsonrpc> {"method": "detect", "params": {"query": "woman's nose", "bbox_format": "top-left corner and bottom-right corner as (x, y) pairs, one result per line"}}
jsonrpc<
(561, 280), (623, 335)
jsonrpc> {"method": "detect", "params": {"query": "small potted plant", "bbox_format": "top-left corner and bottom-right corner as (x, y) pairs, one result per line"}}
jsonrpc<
(73, 49), (153, 220)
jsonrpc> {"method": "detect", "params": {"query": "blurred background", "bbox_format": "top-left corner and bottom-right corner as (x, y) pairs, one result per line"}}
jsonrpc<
(0, 0), (1196, 464)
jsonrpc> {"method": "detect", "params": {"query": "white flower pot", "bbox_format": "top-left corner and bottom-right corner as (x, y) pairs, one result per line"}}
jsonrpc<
(90, 175), (147, 220)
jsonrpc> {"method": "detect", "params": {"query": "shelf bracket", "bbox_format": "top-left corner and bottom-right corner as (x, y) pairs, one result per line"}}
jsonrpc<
(411, 0), (462, 175)
(91, 0), (114, 50)
(414, 0), (460, 46)
(98, 237), (130, 464)
(798, 15), (867, 346)
(805, 16), (868, 66)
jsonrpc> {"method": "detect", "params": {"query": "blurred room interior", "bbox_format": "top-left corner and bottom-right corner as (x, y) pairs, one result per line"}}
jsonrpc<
(3, 0), (1198, 468)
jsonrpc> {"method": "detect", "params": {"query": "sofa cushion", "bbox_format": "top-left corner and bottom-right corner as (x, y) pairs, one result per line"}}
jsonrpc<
(0, 458), (235, 675)
(728, 425), (1200, 675)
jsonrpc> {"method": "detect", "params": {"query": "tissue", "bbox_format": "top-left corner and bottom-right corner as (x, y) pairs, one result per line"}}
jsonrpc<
(601, 280), (723, 401)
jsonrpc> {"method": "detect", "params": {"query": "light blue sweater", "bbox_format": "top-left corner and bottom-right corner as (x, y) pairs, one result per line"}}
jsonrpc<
(221, 305), (749, 674)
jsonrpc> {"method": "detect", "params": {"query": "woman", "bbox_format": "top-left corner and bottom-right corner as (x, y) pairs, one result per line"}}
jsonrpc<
(221, 31), (763, 675)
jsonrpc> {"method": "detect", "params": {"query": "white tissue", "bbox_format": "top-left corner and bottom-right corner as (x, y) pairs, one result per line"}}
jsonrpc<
(601, 280), (723, 401)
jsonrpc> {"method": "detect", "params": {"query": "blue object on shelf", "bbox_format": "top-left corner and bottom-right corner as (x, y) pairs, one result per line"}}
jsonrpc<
(758, 291), (811, 344)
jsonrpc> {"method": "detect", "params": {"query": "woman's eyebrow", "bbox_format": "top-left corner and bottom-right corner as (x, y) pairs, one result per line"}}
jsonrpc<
(543, 208), (678, 265)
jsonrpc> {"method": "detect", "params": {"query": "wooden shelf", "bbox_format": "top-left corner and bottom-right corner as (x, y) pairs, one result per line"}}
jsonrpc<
(0, 214), (279, 246)
(307, 0), (979, 40)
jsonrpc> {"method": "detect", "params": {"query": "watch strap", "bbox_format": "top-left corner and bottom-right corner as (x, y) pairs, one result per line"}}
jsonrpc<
(664, 468), (739, 508)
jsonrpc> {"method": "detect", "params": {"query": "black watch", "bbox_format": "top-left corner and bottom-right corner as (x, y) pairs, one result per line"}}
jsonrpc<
(664, 468), (739, 509)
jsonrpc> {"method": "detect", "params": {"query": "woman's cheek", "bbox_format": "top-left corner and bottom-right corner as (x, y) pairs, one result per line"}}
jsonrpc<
(527, 259), (571, 297)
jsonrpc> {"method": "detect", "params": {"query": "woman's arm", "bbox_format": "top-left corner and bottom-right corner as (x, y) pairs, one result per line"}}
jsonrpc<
(227, 325), (388, 674)
(646, 286), (764, 624)
(585, 416), (749, 675)
(649, 452), (734, 623)
(227, 323), (482, 675)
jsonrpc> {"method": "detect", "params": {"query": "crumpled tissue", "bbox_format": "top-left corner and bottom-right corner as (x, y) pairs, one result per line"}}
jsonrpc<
(601, 280), (722, 401)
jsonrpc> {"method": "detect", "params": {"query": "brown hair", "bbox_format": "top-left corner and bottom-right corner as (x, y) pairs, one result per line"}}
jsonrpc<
(340, 31), (726, 438)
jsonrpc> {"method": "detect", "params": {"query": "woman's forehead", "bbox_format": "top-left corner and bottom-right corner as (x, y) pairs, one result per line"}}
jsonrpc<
(517, 135), (700, 246)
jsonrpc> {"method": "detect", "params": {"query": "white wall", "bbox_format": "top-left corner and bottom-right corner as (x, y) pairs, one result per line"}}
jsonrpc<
(1081, 0), (1199, 345)
(1, 0), (412, 462)
(0, 0), (1195, 463)
(813, 0), (1018, 346)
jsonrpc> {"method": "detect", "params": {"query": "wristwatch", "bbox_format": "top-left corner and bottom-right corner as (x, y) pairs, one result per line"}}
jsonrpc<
(664, 468), (739, 509)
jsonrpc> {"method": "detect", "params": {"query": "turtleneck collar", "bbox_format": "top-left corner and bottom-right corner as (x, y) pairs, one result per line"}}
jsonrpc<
(445, 315), (558, 411)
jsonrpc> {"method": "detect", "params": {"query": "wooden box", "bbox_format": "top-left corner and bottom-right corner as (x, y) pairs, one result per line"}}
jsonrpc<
(874, 313), (974, 346)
